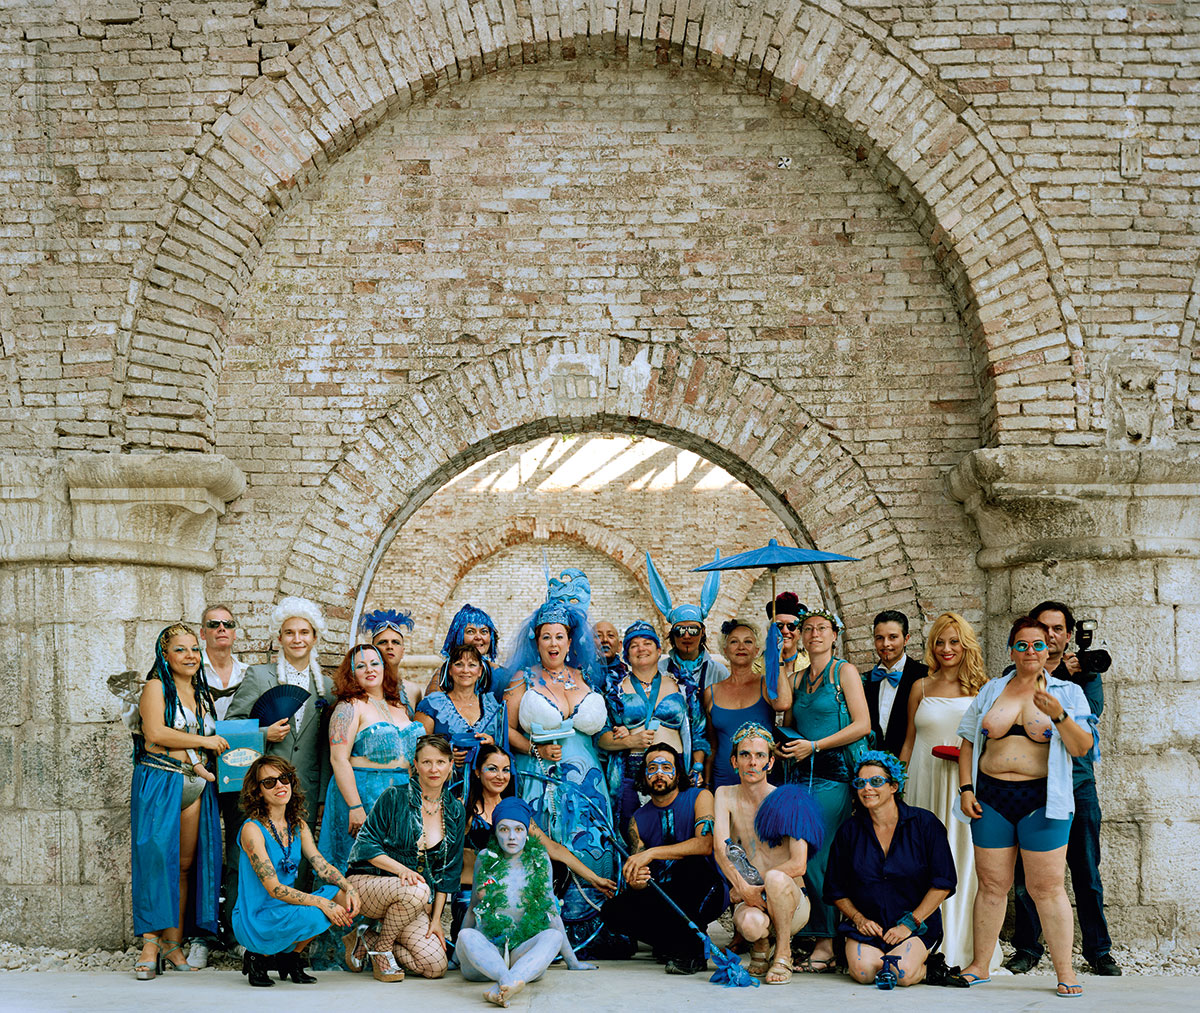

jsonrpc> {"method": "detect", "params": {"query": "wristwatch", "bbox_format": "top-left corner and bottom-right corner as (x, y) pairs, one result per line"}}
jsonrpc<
(958, 783), (973, 795)
(1051, 711), (1068, 724)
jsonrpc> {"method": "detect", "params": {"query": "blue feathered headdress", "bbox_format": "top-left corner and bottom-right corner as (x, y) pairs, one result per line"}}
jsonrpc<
(359, 608), (414, 640)
(441, 603), (498, 661)
(754, 784), (825, 851)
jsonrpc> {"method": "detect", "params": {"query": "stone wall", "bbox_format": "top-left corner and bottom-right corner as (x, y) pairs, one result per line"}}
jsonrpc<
(0, 0), (1197, 950)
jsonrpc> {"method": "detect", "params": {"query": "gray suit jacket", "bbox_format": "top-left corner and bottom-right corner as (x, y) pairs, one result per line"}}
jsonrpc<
(226, 662), (334, 822)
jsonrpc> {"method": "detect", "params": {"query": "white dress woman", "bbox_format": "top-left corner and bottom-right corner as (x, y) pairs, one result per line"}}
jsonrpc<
(900, 612), (1000, 973)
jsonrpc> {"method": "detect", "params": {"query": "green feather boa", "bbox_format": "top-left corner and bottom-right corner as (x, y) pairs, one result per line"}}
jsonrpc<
(472, 834), (555, 947)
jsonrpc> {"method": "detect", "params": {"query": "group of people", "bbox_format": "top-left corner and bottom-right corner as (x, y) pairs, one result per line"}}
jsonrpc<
(126, 557), (1118, 1005)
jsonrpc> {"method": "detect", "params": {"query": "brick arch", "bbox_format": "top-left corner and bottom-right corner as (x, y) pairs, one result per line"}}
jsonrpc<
(366, 514), (769, 640)
(272, 335), (918, 661)
(113, 0), (1079, 451)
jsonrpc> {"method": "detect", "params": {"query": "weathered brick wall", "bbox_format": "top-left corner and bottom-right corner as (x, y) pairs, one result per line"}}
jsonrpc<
(209, 48), (984, 650)
(6, 1), (1195, 455)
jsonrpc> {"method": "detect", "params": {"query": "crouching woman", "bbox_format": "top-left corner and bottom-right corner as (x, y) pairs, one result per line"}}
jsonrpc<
(232, 756), (360, 986)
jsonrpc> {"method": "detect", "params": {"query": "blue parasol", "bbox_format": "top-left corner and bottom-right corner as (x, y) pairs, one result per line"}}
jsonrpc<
(692, 539), (859, 699)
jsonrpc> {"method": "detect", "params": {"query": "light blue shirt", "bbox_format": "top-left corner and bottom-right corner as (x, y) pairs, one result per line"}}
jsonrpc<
(955, 672), (1098, 823)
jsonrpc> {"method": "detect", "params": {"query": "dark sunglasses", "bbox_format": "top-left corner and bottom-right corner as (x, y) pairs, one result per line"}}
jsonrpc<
(259, 772), (295, 789)
(205, 619), (236, 629)
(671, 625), (702, 637)
(774, 621), (801, 632)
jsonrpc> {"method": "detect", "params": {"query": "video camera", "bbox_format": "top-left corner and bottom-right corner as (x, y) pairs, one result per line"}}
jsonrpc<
(1070, 620), (1111, 680)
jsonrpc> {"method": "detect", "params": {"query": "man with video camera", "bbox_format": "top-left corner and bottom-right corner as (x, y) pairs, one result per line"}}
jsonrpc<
(1005, 600), (1121, 977)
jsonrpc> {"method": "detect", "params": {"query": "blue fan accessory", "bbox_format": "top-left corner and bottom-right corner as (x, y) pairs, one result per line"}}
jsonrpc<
(249, 683), (310, 726)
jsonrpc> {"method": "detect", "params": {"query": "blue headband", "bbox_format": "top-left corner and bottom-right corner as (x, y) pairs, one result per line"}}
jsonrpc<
(622, 619), (661, 660)
(492, 796), (534, 829)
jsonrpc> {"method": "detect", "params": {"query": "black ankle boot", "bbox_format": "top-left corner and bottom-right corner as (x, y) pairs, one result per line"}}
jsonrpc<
(241, 951), (275, 987)
(280, 952), (317, 984)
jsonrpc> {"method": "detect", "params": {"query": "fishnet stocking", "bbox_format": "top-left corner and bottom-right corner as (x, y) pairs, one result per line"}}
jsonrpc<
(347, 875), (447, 979)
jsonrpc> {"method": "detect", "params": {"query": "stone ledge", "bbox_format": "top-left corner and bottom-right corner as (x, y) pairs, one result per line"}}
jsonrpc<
(946, 448), (1200, 569)
(0, 454), (245, 571)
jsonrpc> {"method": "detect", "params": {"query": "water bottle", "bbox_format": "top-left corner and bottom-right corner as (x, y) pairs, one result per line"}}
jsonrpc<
(725, 839), (763, 885)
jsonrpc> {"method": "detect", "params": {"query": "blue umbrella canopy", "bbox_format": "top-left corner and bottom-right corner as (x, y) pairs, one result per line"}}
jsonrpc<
(691, 538), (859, 572)
(693, 538), (859, 699)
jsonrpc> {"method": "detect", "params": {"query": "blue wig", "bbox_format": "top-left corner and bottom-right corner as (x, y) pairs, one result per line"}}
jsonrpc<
(754, 784), (825, 851)
(441, 603), (499, 662)
(855, 749), (908, 792)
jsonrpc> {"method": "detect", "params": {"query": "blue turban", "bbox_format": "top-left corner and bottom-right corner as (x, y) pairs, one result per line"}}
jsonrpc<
(622, 619), (662, 661)
(492, 796), (534, 829)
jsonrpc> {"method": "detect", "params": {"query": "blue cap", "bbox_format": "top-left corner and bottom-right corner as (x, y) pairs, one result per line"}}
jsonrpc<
(492, 796), (534, 829)
(622, 619), (662, 661)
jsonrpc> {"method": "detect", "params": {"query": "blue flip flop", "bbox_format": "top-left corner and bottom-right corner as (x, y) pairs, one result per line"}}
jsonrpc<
(962, 973), (990, 986)
(1057, 982), (1084, 998)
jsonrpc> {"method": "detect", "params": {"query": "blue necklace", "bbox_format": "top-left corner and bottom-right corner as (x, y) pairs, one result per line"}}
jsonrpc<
(264, 817), (298, 876)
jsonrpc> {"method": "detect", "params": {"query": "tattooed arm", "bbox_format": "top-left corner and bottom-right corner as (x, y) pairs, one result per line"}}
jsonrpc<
(327, 701), (367, 834)
(239, 821), (354, 926)
(299, 822), (360, 917)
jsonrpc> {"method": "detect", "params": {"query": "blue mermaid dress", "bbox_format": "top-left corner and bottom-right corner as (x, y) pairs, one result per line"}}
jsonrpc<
(318, 719), (422, 874)
(514, 672), (614, 950)
(232, 819), (338, 954)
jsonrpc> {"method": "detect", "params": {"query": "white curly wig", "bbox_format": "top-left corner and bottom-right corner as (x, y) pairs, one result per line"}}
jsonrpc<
(270, 596), (327, 637)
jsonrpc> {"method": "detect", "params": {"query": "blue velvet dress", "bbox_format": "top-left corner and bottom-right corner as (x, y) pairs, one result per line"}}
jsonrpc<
(232, 819), (338, 953)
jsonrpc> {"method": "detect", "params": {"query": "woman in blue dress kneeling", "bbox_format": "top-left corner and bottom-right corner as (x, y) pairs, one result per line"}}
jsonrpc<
(233, 756), (361, 986)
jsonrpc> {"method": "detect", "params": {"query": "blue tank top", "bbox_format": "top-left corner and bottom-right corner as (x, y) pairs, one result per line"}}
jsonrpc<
(710, 691), (775, 788)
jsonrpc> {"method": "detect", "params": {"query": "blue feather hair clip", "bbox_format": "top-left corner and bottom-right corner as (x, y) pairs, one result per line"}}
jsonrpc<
(359, 608), (414, 639)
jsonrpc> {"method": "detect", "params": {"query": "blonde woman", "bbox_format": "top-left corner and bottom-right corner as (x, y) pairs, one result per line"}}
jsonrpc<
(898, 612), (994, 972)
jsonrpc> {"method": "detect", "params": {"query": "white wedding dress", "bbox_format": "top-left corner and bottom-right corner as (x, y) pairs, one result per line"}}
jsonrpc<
(907, 694), (1001, 972)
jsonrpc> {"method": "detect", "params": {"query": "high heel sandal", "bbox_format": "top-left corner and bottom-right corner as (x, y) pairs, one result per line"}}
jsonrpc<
(159, 941), (198, 972)
(367, 950), (405, 982)
(134, 937), (161, 980)
(343, 925), (367, 972)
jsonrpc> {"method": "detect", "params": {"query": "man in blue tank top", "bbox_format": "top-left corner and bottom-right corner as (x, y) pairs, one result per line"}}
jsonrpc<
(600, 743), (726, 975)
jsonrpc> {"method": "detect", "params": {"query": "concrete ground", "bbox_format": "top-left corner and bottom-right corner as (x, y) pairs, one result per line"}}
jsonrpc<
(0, 962), (1193, 1012)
